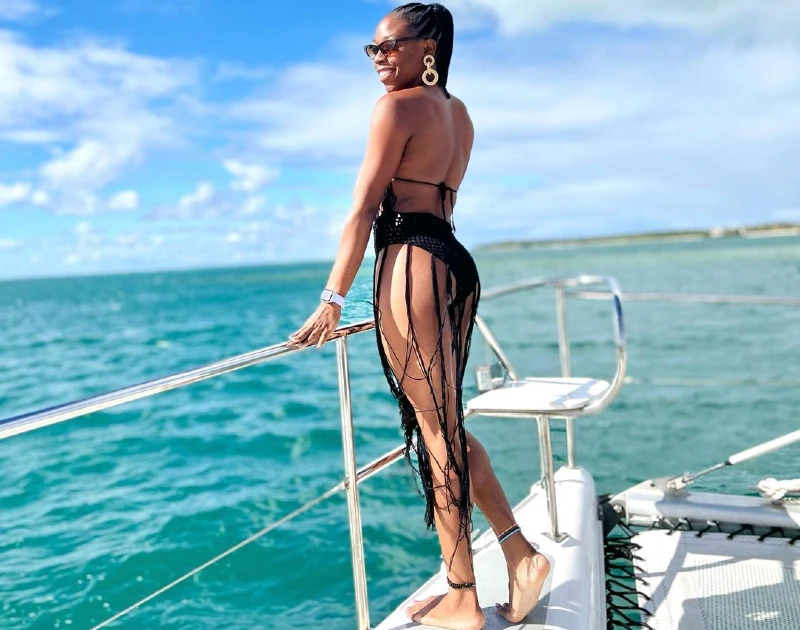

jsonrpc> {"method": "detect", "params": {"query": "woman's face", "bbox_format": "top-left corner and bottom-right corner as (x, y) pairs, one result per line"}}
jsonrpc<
(370, 14), (432, 93)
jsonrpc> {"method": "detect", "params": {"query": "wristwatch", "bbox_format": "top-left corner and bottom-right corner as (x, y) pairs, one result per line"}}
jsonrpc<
(320, 289), (346, 308)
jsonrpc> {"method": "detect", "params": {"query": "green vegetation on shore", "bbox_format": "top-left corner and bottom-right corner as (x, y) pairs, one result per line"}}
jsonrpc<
(476, 222), (800, 252)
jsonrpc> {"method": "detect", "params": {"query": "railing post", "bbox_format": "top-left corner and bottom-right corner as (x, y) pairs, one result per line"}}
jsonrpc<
(536, 415), (567, 542)
(555, 286), (577, 468)
(555, 286), (571, 379)
(474, 316), (520, 382)
(336, 337), (370, 630)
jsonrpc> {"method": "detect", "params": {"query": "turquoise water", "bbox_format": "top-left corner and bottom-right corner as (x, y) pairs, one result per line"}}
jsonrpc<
(1, 236), (799, 630)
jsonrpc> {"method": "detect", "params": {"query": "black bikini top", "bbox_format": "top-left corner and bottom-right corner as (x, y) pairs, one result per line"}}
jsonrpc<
(384, 176), (458, 228)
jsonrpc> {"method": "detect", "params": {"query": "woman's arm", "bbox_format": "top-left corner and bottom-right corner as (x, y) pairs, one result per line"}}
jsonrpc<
(324, 94), (411, 295)
(288, 93), (412, 348)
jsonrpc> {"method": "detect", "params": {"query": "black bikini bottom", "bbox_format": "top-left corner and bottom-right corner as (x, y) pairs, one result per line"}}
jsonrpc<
(372, 208), (479, 305)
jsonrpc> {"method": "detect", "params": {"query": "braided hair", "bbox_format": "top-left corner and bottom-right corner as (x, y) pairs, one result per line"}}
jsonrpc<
(391, 3), (454, 98)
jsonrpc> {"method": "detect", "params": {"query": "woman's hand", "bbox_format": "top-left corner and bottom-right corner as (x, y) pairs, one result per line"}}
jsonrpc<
(288, 303), (342, 349)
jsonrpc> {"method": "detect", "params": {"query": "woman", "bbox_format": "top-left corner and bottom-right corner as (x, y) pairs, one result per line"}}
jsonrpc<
(288, 4), (549, 629)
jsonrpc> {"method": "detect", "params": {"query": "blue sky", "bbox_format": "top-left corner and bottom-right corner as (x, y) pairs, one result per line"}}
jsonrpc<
(1, 0), (799, 279)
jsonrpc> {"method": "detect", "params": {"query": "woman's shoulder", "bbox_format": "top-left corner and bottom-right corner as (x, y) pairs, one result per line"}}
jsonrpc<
(447, 94), (470, 120)
(371, 90), (471, 136)
(378, 88), (469, 112)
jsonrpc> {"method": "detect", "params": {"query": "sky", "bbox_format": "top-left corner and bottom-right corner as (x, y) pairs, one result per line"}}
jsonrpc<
(1, 0), (799, 280)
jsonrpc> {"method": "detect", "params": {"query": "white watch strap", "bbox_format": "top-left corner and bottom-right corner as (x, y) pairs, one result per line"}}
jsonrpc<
(320, 289), (345, 308)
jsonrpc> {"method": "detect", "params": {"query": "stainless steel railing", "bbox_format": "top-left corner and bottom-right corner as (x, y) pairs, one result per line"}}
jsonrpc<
(0, 321), (376, 441)
(336, 337), (370, 630)
(477, 275), (628, 472)
(1, 319), (384, 630)
(473, 275), (628, 542)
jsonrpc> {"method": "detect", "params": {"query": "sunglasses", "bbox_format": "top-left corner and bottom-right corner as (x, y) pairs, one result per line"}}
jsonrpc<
(364, 36), (422, 59)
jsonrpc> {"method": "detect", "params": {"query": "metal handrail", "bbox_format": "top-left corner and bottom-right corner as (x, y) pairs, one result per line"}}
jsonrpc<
(475, 275), (628, 458)
(569, 290), (800, 305)
(7, 284), (796, 442)
(0, 321), (375, 442)
(336, 337), (369, 629)
(471, 275), (628, 542)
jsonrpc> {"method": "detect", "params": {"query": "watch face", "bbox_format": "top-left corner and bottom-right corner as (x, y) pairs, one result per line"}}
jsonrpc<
(321, 290), (332, 301)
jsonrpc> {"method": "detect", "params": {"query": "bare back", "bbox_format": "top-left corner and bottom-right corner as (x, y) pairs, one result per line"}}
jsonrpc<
(384, 86), (474, 221)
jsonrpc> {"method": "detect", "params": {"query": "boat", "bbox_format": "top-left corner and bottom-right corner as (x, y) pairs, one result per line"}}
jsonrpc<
(1, 274), (798, 629)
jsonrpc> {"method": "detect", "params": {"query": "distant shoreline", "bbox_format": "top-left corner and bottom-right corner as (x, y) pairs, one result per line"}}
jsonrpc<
(475, 223), (800, 253)
(2, 223), (798, 283)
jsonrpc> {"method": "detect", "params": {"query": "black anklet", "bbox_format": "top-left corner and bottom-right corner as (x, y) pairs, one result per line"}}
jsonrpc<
(447, 577), (476, 590)
(497, 524), (521, 544)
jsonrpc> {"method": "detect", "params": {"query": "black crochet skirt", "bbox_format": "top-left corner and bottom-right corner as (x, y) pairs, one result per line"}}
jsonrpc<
(372, 206), (480, 558)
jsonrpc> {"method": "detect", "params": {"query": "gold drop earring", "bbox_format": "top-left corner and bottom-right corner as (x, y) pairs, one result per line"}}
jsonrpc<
(422, 54), (439, 86)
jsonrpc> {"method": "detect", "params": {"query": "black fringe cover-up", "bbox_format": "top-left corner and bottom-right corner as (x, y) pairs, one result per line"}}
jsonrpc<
(372, 176), (481, 555)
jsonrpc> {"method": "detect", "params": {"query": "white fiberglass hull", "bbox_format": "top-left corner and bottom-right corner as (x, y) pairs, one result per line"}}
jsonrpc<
(375, 466), (605, 630)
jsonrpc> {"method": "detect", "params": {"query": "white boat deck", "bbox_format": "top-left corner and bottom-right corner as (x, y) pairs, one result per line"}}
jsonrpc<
(375, 466), (605, 630)
(634, 529), (800, 629)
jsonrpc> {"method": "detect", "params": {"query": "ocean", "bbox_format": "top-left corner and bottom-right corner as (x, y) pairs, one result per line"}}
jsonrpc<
(1, 235), (799, 630)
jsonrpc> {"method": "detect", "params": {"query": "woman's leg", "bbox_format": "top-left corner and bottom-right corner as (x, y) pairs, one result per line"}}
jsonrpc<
(376, 244), (483, 630)
(464, 432), (551, 623)
(376, 244), (549, 626)
(454, 284), (550, 622)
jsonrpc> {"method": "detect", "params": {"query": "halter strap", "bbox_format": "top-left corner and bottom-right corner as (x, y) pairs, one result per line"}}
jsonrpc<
(390, 176), (458, 226)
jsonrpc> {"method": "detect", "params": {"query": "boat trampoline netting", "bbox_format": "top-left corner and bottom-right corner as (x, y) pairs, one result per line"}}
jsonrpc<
(633, 530), (800, 629)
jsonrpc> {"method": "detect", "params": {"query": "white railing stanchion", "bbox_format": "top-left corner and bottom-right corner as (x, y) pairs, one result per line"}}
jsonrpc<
(537, 415), (566, 542)
(474, 316), (520, 381)
(555, 286), (578, 468)
(336, 337), (370, 630)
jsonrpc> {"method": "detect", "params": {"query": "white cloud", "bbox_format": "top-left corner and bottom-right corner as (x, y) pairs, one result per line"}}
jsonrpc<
(0, 237), (22, 249)
(147, 181), (270, 219)
(40, 139), (142, 192)
(0, 181), (30, 206)
(446, 0), (800, 38)
(73, 220), (93, 235)
(0, 31), (194, 129)
(222, 159), (279, 192)
(0, 0), (39, 21)
(0, 29), (197, 208)
(214, 62), (273, 82)
(178, 181), (214, 210)
(30, 189), (50, 205)
(108, 189), (139, 212)
(240, 195), (266, 215)
(229, 64), (378, 162)
(454, 176), (671, 243)
(18, 212), (307, 277)
(0, 128), (60, 143)
(52, 190), (142, 215)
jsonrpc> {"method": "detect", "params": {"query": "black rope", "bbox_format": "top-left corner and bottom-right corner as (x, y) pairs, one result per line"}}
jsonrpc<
(604, 525), (653, 630)
(757, 527), (787, 542)
(618, 521), (638, 538)
(647, 517), (798, 542)
(726, 523), (756, 540)
(695, 520), (722, 537)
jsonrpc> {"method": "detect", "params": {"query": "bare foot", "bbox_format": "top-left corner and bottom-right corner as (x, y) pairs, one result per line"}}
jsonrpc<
(406, 591), (484, 630)
(495, 550), (550, 623)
